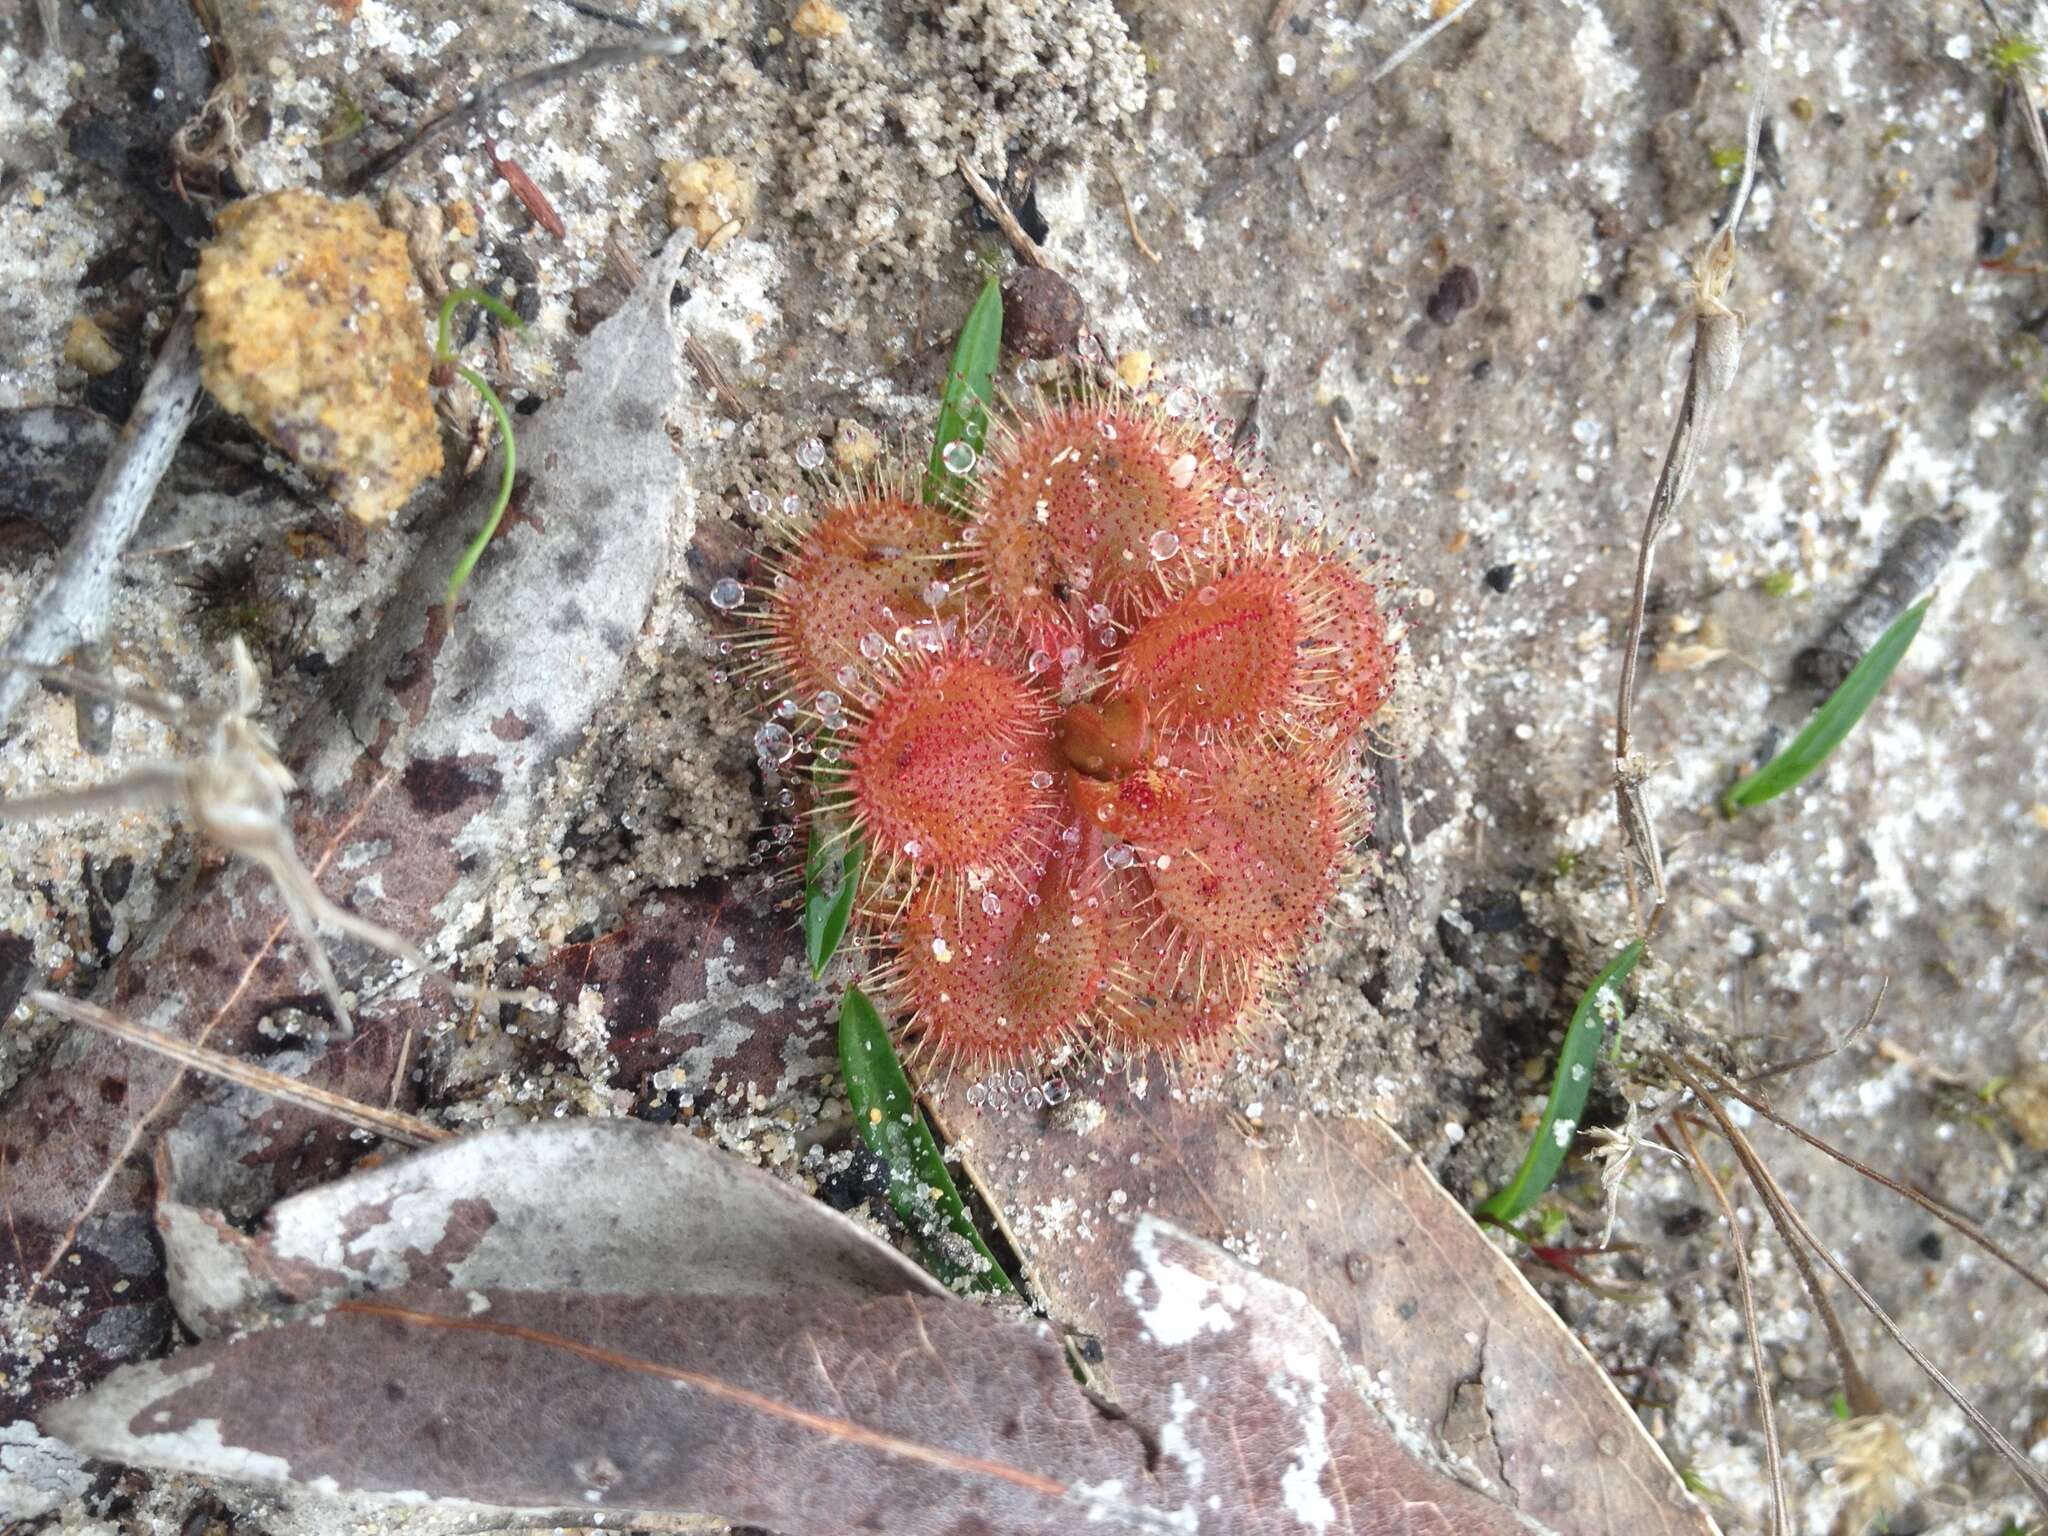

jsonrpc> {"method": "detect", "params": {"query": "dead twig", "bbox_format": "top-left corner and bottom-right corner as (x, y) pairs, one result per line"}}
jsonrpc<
(0, 308), (204, 739)
(956, 155), (1053, 270)
(1613, 2), (1778, 927)
(1671, 1115), (1789, 1536)
(1198, 0), (1485, 215)
(29, 992), (449, 1148)
(1105, 161), (1161, 264)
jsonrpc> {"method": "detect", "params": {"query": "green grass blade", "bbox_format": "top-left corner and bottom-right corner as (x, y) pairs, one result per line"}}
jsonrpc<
(434, 289), (527, 615)
(1722, 598), (1930, 815)
(838, 986), (1017, 1297)
(435, 285), (525, 361)
(921, 273), (1003, 509)
(805, 828), (862, 978)
(1477, 939), (1645, 1227)
(442, 365), (518, 614)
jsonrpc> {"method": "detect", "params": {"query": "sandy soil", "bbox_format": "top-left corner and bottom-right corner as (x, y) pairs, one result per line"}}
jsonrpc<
(2, 0), (2044, 1531)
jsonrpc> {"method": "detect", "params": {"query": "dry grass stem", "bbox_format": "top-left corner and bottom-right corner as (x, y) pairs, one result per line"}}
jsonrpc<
(29, 992), (450, 1148)
(1672, 1114), (1790, 1536)
(1105, 161), (1162, 264)
(1683, 1052), (2048, 1302)
(1613, 2), (1779, 926)
(685, 332), (751, 420)
(1679, 1067), (2048, 1513)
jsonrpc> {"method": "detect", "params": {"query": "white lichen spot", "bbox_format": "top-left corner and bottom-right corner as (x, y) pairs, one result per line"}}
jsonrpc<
(1271, 1347), (1336, 1532)
(1122, 1216), (1246, 1346)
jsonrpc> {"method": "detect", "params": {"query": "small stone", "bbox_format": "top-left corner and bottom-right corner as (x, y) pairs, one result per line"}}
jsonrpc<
(1426, 265), (1482, 326)
(1001, 267), (1084, 360)
(194, 190), (441, 525)
(791, 0), (849, 40)
(1115, 349), (1153, 390)
(381, 187), (448, 298)
(662, 157), (754, 250)
(1483, 563), (1516, 593)
(63, 314), (121, 376)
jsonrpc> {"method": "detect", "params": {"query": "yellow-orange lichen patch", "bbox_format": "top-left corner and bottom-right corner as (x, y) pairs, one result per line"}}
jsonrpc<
(195, 190), (440, 524)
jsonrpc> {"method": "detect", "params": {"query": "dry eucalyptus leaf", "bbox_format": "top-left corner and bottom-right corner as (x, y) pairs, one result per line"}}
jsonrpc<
(938, 1092), (1718, 1536)
(49, 1125), (1542, 1535)
(157, 1119), (940, 1339)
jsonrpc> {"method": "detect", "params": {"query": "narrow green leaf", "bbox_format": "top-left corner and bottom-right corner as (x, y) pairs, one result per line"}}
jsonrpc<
(922, 273), (1003, 509)
(443, 365), (518, 614)
(433, 289), (527, 616)
(1722, 598), (1930, 815)
(804, 828), (862, 978)
(838, 986), (1017, 1296)
(1477, 939), (1645, 1227)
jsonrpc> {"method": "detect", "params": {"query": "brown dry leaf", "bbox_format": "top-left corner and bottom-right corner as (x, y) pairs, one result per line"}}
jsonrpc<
(43, 1124), (1537, 1535)
(937, 1092), (1719, 1536)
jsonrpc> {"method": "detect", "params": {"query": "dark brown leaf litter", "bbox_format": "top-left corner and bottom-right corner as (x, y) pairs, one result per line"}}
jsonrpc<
(62, 0), (216, 257)
(46, 1121), (1539, 1535)
(937, 1087), (1717, 1536)
(0, 233), (696, 1429)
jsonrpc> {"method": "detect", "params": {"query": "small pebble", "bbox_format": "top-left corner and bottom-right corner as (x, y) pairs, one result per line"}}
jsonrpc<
(1426, 265), (1481, 326)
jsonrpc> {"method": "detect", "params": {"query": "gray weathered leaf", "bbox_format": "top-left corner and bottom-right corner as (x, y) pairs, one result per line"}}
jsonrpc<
(158, 1118), (939, 1338)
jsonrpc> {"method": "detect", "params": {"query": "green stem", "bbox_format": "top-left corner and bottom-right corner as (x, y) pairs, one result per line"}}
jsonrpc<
(443, 366), (518, 613)
(433, 289), (527, 614)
